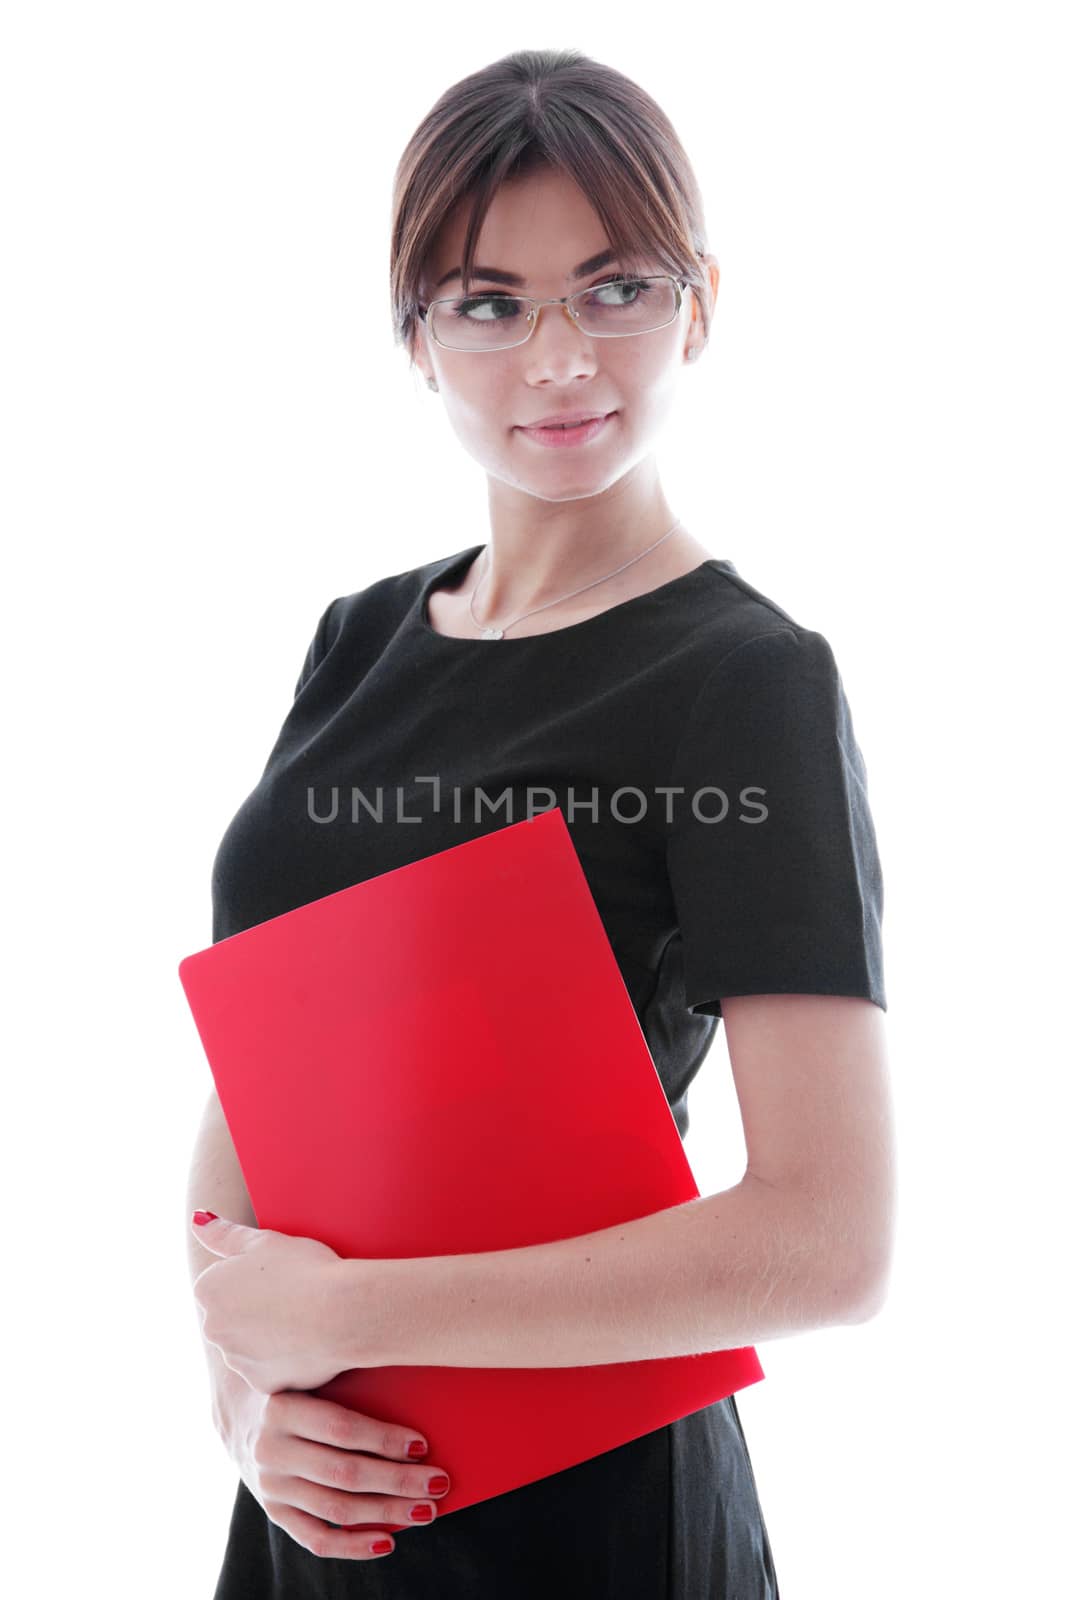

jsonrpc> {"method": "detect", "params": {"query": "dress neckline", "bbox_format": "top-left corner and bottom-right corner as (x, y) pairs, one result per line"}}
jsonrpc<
(413, 544), (732, 646)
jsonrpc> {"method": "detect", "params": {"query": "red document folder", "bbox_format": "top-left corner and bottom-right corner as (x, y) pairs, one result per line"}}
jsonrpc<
(178, 806), (764, 1533)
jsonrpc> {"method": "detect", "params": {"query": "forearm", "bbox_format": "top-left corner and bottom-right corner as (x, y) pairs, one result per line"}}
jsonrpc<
(185, 1090), (259, 1447)
(344, 1175), (875, 1371)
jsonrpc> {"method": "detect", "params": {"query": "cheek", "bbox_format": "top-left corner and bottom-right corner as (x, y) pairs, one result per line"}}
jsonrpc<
(449, 372), (513, 431)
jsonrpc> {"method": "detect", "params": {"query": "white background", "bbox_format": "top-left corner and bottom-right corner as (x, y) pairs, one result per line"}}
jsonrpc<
(4, 4), (1062, 1594)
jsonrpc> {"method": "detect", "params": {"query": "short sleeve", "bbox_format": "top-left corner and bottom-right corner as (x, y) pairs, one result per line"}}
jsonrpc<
(293, 597), (340, 700)
(665, 626), (887, 1017)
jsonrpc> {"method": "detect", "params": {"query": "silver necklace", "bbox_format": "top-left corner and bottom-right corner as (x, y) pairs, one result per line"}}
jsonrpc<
(468, 517), (685, 640)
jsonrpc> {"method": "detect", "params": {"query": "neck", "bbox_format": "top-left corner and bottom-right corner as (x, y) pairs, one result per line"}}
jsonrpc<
(474, 470), (683, 620)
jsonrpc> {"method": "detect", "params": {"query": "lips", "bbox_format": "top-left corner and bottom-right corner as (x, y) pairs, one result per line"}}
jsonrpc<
(521, 410), (610, 430)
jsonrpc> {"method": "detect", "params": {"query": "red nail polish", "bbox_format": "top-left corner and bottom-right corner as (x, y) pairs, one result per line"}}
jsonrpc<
(371, 1539), (393, 1554)
(193, 1211), (218, 1225)
(406, 1439), (429, 1459)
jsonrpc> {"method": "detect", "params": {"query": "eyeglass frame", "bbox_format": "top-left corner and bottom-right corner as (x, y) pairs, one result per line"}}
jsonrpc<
(416, 274), (688, 352)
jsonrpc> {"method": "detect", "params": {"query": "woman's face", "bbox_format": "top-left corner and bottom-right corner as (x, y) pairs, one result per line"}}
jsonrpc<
(413, 168), (718, 503)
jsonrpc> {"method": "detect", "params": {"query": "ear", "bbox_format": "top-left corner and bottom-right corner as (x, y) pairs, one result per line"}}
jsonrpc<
(698, 253), (720, 337)
(410, 314), (437, 389)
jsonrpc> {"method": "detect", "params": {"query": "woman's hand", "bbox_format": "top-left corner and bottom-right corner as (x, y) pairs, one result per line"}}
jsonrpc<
(229, 1388), (452, 1561)
(190, 1212), (367, 1393)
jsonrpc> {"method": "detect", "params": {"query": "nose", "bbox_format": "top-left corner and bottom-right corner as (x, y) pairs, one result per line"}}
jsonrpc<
(522, 301), (597, 371)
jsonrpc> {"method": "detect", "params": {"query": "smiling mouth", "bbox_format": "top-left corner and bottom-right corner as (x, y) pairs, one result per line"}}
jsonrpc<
(520, 411), (616, 431)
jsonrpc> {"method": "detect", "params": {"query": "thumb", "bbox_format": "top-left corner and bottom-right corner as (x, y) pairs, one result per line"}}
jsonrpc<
(190, 1212), (255, 1255)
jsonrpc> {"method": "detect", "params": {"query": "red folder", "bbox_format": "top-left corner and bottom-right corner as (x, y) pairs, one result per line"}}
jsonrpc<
(178, 806), (763, 1533)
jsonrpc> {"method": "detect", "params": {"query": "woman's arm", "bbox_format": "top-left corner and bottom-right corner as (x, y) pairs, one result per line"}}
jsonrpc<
(185, 1089), (260, 1452)
(330, 994), (893, 1371)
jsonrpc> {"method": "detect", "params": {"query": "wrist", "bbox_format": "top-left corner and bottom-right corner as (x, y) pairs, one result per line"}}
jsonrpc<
(206, 1346), (253, 1450)
(331, 1256), (391, 1371)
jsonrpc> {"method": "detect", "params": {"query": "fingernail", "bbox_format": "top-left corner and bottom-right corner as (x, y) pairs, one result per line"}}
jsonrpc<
(193, 1211), (218, 1225)
(406, 1439), (429, 1459)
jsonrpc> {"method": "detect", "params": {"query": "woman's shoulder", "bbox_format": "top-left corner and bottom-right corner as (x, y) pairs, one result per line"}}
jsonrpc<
(674, 557), (830, 680)
(326, 546), (478, 631)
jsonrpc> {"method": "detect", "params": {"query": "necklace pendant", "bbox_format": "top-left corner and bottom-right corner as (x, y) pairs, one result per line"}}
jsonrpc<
(480, 626), (504, 640)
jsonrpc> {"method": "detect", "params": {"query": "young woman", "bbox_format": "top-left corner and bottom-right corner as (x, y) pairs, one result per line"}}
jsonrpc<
(187, 47), (894, 1599)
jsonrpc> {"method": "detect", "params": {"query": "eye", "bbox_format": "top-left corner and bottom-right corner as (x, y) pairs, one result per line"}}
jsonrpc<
(588, 276), (655, 305)
(452, 294), (522, 322)
(445, 271), (659, 322)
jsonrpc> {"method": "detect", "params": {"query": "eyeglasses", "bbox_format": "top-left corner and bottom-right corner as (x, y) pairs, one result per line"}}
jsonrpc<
(417, 275), (685, 353)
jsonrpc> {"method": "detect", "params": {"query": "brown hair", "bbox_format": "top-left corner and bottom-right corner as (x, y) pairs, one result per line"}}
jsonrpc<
(390, 48), (714, 373)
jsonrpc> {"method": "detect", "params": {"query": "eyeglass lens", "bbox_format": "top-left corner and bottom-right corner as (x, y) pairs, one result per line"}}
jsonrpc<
(430, 276), (677, 351)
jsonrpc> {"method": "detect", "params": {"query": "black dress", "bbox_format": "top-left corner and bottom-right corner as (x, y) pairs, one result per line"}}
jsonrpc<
(208, 544), (888, 1598)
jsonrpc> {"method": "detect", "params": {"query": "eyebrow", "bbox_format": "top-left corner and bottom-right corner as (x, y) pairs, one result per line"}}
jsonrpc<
(434, 248), (621, 291)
